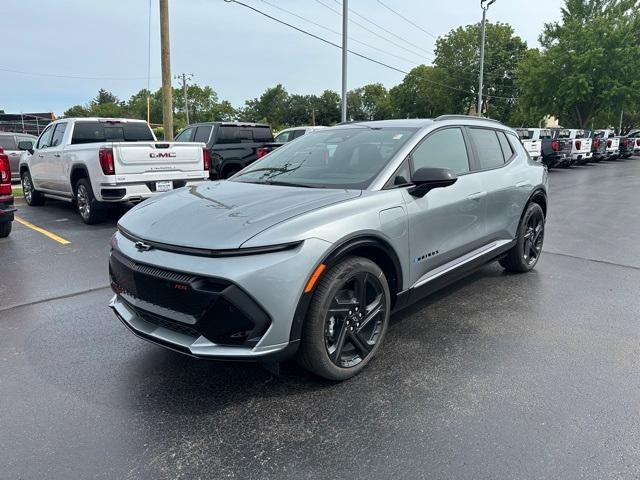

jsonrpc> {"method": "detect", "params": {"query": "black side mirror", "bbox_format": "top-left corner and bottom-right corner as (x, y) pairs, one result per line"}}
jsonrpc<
(18, 141), (34, 154)
(408, 167), (458, 198)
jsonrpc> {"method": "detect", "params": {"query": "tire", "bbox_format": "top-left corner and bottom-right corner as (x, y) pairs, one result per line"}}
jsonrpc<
(0, 221), (11, 238)
(75, 178), (106, 224)
(222, 167), (240, 179)
(499, 202), (545, 273)
(298, 256), (391, 381)
(21, 170), (45, 206)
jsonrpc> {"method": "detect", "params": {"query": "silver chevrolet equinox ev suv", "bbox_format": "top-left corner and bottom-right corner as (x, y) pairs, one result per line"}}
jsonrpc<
(109, 116), (548, 380)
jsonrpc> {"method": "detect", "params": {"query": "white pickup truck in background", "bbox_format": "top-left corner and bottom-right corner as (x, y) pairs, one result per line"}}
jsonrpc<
(515, 128), (542, 160)
(594, 129), (620, 159)
(19, 118), (209, 223)
(565, 129), (592, 165)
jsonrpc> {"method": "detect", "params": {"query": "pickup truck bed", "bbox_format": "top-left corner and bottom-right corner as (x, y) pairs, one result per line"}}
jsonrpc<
(175, 122), (283, 179)
(19, 118), (208, 224)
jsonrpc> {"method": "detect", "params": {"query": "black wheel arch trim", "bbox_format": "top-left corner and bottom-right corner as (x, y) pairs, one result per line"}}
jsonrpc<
(288, 235), (403, 345)
(70, 164), (92, 194)
(526, 188), (548, 217)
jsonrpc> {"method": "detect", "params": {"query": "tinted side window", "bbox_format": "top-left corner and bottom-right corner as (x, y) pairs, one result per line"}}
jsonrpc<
(469, 128), (504, 170)
(36, 125), (55, 149)
(274, 131), (292, 143)
(0, 135), (17, 150)
(411, 128), (470, 175)
(194, 126), (212, 143)
(50, 123), (67, 147)
(253, 127), (274, 142)
(292, 129), (306, 139)
(497, 131), (513, 161)
(385, 158), (412, 188)
(175, 127), (195, 142)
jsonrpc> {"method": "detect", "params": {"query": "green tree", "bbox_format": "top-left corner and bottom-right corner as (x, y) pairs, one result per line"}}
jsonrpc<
(434, 22), (527, 121)
(516, 0), (640, 128)
(389, 65), (452, 118)
(347, 83), (392, 121)
(242, 84), (289, 127)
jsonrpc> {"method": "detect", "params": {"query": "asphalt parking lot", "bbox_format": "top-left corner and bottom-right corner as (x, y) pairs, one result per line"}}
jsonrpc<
(2, 158), (640, 479)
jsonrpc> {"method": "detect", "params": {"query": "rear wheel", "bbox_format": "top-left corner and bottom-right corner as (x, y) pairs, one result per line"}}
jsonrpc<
(298, 256), (390, 381)
(499, 203), (545, 273)
(21, 170), (45, 206)
(75, 178), (106, 224)
(0, 222), (11, 238)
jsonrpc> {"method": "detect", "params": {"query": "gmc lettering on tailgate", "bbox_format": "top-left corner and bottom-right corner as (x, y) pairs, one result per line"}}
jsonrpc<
(149, 152), (177, 158)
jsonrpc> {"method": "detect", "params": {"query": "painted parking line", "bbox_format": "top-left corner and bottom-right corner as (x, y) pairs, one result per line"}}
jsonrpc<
(14, 216), (71, 246)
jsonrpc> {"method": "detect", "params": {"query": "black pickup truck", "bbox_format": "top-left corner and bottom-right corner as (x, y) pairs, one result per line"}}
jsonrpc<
(175, 122), (283, 179)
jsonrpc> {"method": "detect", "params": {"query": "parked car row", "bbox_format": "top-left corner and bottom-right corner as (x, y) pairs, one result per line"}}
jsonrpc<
(515, 127), (639, 168)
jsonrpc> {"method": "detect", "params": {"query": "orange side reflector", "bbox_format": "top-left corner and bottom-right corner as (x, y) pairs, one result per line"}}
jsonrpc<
(304, 263), (326, 293)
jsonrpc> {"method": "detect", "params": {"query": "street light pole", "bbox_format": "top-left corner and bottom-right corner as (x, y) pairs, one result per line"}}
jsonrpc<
(477, 0), (496, 117)
(341, 0), (348, 123)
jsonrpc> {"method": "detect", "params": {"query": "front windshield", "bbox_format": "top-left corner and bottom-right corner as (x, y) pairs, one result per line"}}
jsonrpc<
(231, 127), (418, 189)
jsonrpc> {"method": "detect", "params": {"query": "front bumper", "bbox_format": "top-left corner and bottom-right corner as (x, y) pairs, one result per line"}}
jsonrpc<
(110, 294), (294, 361)
(109, 231), (332, 360)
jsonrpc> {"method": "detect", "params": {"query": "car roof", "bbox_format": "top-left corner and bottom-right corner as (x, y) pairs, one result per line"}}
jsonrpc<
(337, 116), (509, 130)
(187, 121), (270, 128)
(60, 117), (148, 123)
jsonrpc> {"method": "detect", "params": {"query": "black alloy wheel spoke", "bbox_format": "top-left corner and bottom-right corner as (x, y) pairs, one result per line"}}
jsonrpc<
(331, 320), (349, 362)
(357, 294), (383, 333)
(348, 330), (372, 356)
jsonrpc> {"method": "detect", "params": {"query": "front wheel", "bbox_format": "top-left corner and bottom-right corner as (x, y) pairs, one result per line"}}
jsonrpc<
(298, 256), (391, 381)
(21, 170), (45, 206)
(500, 203), (545, 273)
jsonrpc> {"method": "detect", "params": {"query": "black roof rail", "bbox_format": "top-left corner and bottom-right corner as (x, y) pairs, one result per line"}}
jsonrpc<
(434, 115), (503, 125)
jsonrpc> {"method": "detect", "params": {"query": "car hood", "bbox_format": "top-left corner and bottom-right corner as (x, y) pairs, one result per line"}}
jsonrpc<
(118, 181), (361, 250)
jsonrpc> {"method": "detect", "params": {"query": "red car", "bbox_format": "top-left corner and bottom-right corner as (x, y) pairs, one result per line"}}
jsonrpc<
(0, 147), (16, 237)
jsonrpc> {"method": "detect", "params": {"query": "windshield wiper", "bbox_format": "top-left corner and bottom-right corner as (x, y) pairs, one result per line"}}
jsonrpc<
(266, 181), (319, 188)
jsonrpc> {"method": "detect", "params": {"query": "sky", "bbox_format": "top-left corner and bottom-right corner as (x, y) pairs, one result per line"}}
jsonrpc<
(1, 0), (564, 115)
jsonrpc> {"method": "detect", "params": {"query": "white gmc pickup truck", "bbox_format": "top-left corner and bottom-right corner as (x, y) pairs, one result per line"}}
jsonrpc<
(19, 118), (209, 223)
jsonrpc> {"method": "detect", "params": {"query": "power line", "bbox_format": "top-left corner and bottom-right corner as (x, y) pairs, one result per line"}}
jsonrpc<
(257, 0), (423, 67)
(328, 0), (434, 57)
(224, 0), (517, 100)
(0, 66), (158, 81)
(312, 0), (432, 63)
(374, 0), (438, 39)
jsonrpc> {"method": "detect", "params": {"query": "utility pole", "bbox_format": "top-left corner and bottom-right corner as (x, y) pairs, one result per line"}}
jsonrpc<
(619, 109), (624, 135)
(175, 73), (193, 125)
(311, 108), (316, 126)
(478, 0), (496, 117)
(341, 0), (348, 123)
(159, 0), (174, 140)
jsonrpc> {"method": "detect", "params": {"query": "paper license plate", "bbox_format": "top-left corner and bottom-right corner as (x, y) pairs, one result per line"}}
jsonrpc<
(156, 181), (173, 192)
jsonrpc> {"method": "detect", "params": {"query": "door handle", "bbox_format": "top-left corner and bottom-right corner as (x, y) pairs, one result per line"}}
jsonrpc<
(38, 154), (44, 158)
(54, 154), (61, 157)
(467, 192), (487, 200)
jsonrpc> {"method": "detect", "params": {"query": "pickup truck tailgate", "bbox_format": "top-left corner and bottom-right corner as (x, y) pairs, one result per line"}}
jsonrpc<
(113, 142), (204, 175)
(522, 139), (541, 158)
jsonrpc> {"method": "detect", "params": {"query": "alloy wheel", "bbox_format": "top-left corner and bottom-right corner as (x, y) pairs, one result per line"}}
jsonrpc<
(324, 271), (386, 368)
(523, 210), (544, 265)
(77, 184), (90, 220)
(22, 175), (32, 203)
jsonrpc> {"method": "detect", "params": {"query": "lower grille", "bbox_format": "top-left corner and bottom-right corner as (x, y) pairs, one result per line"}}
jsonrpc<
(109, 249), (271, 346)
